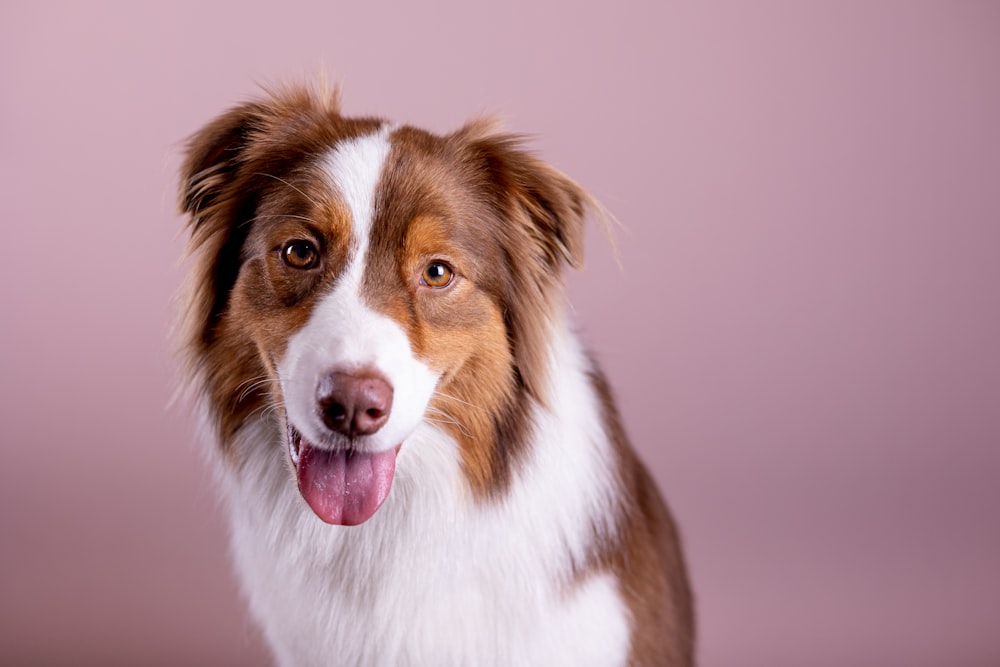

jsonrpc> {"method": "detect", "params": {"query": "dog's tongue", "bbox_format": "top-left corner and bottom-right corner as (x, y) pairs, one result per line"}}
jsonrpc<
(296, 442), (396, 525)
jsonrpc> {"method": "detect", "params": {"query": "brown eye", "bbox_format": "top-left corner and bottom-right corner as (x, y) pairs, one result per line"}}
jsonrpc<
(283, 241), (319, 269)
(421, 261), (454, 288)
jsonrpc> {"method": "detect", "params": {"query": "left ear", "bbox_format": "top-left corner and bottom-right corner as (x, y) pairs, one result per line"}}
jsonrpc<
(504, 153), (588, 272)
(453, 122), (600, 402)
(455, 122), (591, 272)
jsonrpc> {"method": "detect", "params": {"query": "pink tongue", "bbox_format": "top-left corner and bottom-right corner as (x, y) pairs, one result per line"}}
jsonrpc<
(296, 443), (397, 525)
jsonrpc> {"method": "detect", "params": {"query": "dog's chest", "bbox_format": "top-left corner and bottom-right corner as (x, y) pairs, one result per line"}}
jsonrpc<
(255, 538), (628, 667)
(224, 421), (631, 666)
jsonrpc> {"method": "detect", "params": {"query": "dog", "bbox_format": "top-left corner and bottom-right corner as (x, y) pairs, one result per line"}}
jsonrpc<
(177, 83), (694, 666)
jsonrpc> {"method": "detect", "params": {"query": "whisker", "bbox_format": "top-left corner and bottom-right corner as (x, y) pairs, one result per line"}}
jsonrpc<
(237, 376), (274, 403)
(433, 391), (486, 412)
(425, 406), (473, 439)
(250, 397), (286, 422)
(254, 173), (321, 208)
(240, 212), (320, 229)
(424, 418), (472, 439)
(259, 402), (285, 421)
(235, 373), (269, 392)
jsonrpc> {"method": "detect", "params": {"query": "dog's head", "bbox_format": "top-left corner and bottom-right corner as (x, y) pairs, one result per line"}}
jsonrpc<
(178, 85), (594, 524)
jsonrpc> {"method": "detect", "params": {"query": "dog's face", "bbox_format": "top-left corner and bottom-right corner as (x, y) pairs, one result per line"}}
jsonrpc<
(178, 87), (591, 524)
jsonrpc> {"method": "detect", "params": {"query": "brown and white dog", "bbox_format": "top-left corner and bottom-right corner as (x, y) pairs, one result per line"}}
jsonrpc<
(177, 84), (694, 666)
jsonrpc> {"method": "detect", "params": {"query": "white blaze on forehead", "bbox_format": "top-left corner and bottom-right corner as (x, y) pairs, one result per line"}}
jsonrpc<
(278, 128), (438, 453)
(321, 129), (392, 251)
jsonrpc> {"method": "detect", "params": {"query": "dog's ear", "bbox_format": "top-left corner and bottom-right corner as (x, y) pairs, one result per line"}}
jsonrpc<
(454, 122), (601, 402)
(177, 102), (268, 353)
(180, 85), (344, 222)
(177, 86), (345, 354)
(179, 102), (263, 224)
(456, 121), (590, 272)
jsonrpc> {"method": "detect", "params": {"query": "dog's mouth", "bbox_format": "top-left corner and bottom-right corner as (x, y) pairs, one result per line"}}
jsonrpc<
(287, 424), (398, 526)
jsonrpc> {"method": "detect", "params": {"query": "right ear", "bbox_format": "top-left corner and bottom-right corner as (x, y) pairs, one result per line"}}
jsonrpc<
(180, 83), (344, 221)
(179, 102), (263, 224)
(177, 102), (265, 349)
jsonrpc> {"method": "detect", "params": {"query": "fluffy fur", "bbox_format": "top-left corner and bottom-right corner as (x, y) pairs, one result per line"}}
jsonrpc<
(177, 84), (694, 666)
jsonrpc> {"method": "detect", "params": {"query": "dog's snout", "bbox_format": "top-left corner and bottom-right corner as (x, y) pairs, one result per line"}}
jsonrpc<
(317, 370), (393, 437)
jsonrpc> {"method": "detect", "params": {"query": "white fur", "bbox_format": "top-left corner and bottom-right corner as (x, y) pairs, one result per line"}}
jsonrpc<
(203, 129), (632, 666)
(278, 273), (438, 454)
(280, 130), (437, 455)
(221, 322), (630, 667)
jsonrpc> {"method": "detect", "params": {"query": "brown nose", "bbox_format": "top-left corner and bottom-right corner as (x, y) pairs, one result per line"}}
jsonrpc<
(316, 370), (393, 437)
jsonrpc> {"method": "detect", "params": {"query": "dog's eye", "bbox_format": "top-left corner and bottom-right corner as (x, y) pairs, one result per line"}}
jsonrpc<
(421, 262), (454, 288)
(283, 241), (319, 270)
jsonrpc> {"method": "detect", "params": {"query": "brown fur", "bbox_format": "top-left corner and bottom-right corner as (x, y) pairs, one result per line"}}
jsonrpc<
(178, 89), (593, 494)
(178, 86), (384, 448)
(588, 368), (696, 666)
(178, 85), (694, 664)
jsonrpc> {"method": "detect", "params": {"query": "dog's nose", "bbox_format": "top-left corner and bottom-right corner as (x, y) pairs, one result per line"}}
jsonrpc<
(316, 370), (393, 437)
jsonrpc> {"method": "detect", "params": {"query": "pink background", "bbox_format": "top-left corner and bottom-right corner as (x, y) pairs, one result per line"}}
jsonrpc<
(2, 2), (998, 665)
